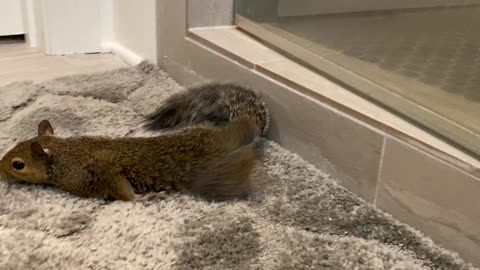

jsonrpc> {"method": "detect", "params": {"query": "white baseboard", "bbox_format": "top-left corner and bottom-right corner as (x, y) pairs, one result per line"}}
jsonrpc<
(101, 42), (144, 66)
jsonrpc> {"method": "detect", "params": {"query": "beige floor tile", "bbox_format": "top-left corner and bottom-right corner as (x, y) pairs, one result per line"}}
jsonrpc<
(0, 43), (127, 86)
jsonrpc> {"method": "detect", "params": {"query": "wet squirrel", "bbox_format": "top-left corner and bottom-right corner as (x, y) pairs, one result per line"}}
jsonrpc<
(0, 83), (270, 201)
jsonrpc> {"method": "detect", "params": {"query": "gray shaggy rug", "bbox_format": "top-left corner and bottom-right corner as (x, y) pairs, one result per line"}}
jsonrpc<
(0, 62), (476, 270)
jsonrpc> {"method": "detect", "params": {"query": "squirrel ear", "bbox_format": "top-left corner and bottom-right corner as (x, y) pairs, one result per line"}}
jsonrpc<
(38, 120), (54, 136)
(31, 142), (49, 158)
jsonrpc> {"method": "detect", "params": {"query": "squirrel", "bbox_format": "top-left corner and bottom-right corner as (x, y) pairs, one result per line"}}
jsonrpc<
(0, 83), (270, 202)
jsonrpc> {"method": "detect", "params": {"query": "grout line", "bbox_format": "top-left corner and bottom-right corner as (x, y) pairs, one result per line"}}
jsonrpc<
(373, 136), (387, 206)
(189, 25), (237, 31)
(254, 59), (286, 67)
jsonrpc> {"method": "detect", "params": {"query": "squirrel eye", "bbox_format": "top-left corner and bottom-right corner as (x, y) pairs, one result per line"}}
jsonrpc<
(11, 158), (25, 171)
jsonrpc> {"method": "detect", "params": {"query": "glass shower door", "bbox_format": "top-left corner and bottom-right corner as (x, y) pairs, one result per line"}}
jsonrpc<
(235, 0), (480, 156)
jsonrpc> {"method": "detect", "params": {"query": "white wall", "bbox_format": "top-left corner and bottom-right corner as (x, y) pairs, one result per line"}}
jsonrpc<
(21, 0), (45, 48)
(100, 0), (114, 46)
(17, 0), (158, 63)
(111, 0), (157, 64)
(42, 0), (102, 54)
(0, 0), (24, 36)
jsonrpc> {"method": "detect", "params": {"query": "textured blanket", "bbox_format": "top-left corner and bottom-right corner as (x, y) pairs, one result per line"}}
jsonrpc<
(0, 62), (476, 270)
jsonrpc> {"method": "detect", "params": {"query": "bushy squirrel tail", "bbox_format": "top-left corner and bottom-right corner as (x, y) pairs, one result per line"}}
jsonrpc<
(188, 118), (264, 201)
(143, 83), (270, 136)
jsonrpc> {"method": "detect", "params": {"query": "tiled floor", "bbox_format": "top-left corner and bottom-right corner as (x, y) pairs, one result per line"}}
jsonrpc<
(0, 42), (127, 86)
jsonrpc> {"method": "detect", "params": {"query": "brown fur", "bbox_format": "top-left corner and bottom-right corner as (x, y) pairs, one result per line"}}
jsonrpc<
(0, 119), (260, 201)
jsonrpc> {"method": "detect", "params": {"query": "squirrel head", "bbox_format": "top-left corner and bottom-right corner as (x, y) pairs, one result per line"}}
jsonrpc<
(0, 120), (55, 184)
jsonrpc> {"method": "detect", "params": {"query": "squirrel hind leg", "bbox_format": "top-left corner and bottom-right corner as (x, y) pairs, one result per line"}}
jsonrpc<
(189, 142), (259, 201)
(223, 117), (259, 153)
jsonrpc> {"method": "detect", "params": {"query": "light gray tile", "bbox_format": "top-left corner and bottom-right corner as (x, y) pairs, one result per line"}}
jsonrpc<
(376, 137), (480, 266)
(156, 0), (188, 65)
(188, 0), (233, 28)
(184, 38), (384, 202)
(189, 28), (286, 66)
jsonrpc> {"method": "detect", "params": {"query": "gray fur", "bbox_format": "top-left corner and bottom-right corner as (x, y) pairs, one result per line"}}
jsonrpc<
(0, 62), (476, 270)
(144, 83), (270, 136)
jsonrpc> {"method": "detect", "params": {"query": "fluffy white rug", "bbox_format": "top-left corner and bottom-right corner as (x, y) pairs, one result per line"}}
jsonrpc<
(0, 62), (476, 270)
